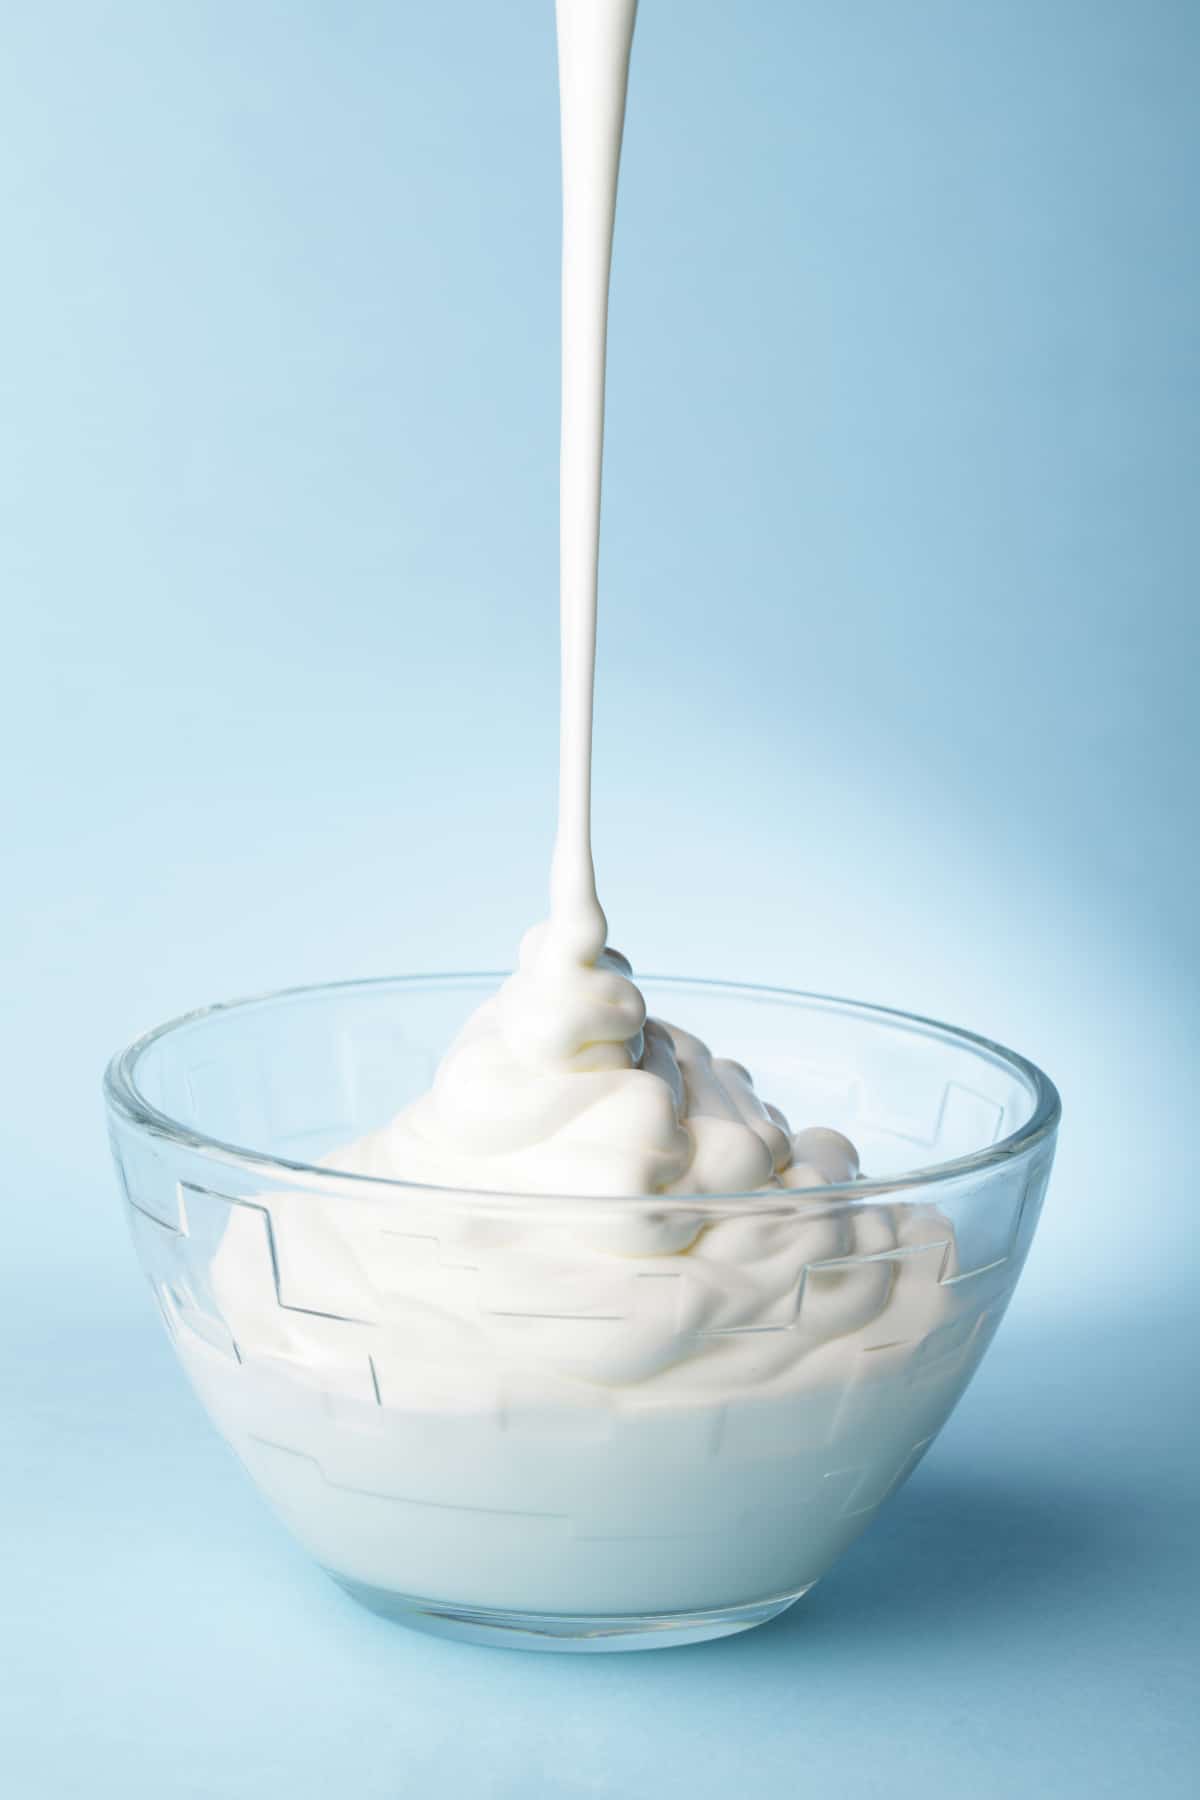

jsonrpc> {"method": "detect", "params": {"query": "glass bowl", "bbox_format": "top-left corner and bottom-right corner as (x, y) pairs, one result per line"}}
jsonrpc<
(104, 975), (1059, 1652)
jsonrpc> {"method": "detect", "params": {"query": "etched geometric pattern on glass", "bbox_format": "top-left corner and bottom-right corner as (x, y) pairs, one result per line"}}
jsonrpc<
(112, 1148), (1027, 1547)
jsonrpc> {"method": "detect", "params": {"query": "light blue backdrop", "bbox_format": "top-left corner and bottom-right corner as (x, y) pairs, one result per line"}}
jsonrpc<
(2, 3), (1196, 1796)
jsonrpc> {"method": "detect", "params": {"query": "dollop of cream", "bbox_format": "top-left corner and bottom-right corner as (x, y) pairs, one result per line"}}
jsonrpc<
(207, 948), (959, 1395)
(350, 929), (857, 1204)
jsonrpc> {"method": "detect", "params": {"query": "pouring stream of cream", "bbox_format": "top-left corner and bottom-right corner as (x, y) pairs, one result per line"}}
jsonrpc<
(548, 0), (637, 971)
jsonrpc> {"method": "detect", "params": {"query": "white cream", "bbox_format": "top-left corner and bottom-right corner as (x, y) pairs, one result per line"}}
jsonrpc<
(346, 973), (859, 1204)
(351, 0), (853, 1213)
(183, 0), (982, 1624)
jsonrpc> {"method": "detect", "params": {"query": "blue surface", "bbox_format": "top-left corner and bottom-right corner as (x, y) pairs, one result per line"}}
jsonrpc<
(2, 2), (1197, 1794)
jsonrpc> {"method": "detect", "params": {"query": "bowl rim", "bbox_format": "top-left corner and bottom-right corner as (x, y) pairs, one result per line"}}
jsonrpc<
(103, 973), (1061, 1209)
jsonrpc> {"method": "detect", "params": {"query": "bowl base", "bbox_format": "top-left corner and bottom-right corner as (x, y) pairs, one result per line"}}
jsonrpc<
(326, 1571), (813, 1653)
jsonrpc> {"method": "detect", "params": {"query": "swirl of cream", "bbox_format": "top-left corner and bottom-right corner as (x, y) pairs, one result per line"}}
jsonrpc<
(202, 953), (946, 1395)
(369, 939), (819, 1203)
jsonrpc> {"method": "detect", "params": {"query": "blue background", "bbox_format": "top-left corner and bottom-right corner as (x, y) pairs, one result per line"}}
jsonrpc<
(2, 2), (1196, 1795)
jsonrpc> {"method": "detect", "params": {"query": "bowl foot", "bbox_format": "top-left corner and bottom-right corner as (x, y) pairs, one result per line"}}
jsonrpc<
(326, 1572), (814, 1653)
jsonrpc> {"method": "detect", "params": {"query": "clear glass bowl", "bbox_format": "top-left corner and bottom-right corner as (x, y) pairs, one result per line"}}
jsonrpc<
(104, 975), (1060, 1652)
